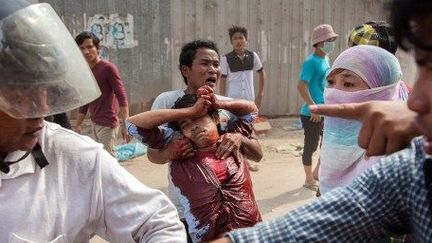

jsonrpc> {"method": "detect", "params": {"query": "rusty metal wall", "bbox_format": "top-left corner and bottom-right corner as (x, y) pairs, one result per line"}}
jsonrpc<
(41, 0), (416, 116)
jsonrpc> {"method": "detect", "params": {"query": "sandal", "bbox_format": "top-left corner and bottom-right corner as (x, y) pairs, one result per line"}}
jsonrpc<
(303, 183), (319, 191)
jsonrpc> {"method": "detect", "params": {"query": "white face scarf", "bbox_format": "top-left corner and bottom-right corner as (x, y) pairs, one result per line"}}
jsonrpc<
(321, 45), (406, 172)
(321, 84), (397, 171)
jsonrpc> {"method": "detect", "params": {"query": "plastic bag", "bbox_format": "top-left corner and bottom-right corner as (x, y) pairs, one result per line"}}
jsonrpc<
(114, 142), (147, 161)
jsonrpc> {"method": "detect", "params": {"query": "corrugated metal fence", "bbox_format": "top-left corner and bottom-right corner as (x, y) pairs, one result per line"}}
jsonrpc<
(42, 0), (416, 116)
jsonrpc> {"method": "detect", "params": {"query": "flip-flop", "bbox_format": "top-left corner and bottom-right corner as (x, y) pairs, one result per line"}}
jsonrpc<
(303, 183), (319, 191)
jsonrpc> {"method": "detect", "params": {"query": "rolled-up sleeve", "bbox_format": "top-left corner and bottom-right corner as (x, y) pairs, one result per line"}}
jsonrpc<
(127, 121), (175, 149)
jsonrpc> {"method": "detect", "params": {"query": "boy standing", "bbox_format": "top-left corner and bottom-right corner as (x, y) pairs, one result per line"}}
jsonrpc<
(220, 25), (266, 109)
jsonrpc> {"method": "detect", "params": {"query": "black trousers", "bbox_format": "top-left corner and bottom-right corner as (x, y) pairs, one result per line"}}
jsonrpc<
(300, 115), (323, 166)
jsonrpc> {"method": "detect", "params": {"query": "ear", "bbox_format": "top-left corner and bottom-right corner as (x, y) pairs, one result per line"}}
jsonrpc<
(181, 65), (191, 79)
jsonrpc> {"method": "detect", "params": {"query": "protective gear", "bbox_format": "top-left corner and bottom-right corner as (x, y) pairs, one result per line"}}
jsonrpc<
(321, 41), (335, 54)
(0, 2), (100, 118)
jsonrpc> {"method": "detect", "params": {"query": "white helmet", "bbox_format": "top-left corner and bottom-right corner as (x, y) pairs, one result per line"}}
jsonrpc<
(0, 0), (101, 118)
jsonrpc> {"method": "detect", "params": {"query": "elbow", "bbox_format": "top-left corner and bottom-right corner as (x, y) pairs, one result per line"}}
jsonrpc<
(248, 145), (263, 162)
(253, 150), (263, 162)
(147, 148), (169, 165)
(251, 102), (259, 113)
(297, 82), (303, 92)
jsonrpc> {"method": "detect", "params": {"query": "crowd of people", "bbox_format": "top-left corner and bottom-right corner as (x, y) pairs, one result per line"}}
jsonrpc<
(1, 0), (432, 242)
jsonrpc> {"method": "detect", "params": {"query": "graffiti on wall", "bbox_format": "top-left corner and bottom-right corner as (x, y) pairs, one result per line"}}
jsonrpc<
(87, 14), (138, 49)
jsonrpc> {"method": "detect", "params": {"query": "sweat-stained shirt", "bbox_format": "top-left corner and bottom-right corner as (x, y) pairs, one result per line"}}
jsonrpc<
(79, 60), (128, 128)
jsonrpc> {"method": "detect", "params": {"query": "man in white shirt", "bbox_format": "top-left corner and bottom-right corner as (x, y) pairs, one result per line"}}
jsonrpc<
(146, 40), (263, 241)
(0, 1), (186, 242)
(220, 25), (266, 109)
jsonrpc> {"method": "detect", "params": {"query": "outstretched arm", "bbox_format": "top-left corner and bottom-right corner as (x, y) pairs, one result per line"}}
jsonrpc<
(212, 146), (415, 242)
(310, 101), (421, 156)
(216, 98), (258, 116)
(127, 97), (211, 129)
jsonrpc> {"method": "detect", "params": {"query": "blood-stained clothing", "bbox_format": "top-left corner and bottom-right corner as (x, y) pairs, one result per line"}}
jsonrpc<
(127, 112), (261, 242)
(171, 149), (261, 242)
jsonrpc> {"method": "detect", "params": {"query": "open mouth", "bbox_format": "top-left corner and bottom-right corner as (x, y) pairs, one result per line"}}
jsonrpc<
(205, 77), (217, 86)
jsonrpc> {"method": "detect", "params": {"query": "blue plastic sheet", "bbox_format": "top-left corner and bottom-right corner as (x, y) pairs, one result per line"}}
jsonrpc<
(114, 142), (147, 161)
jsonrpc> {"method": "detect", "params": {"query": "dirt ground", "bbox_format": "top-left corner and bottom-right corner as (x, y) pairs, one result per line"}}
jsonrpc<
(91, 117), (319, 242)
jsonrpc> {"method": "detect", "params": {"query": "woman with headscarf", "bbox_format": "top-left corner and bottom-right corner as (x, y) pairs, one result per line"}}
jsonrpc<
(319, 45), (409, 194)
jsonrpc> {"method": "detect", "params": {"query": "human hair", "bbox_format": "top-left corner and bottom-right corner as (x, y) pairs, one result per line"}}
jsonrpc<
(168, 94), (219, 131)
(366, 21), (397, 54)
(228, 25), (248, 41)
(178, 40), (219, 85)
(75, 31), (100, 49)
(389, 0), (432, 52)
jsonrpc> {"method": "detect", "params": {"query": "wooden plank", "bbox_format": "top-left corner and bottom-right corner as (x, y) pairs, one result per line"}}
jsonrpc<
(239, 0), (248, 27)
(215, 0), (227, 55)
(247, 0), (259, 54)
(195, 0), (204, 38)
(266, 0), (282, 114)
(279, 0), (290, 115)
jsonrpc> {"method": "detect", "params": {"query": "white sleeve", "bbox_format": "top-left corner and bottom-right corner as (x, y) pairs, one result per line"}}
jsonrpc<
(253, 52), (263, 71)
(220, 55), (229, 76)
(151, 94), (169, 110)
(95, 149), (186, 243)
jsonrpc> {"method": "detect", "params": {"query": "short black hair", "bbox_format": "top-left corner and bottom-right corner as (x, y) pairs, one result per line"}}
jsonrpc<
(178, 40), (219, 85)
(168, 94), (219, 131)
(366, 21), (397, 54)
(389, 0), (432, 52)
(75, 31), (100, 49)
(228, 25), (248, 41)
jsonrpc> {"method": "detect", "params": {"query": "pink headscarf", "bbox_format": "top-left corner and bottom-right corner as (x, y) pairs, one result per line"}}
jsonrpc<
(320, 45), (408, 194)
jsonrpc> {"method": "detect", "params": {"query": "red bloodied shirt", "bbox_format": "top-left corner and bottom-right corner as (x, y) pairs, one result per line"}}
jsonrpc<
(127, 112), (261, 242)
(170, 149), (261, 242)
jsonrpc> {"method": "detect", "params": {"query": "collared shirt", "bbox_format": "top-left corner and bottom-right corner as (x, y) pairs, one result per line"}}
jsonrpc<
(0, 150), (37, 187)
(0, 122), (186, 243)
(221, 50), (263, 101)
(228, 137), (432, 242)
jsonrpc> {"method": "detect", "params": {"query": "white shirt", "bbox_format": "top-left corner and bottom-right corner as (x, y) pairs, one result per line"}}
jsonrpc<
(220, 51), (263, 101)
(0, 122), (186, 243)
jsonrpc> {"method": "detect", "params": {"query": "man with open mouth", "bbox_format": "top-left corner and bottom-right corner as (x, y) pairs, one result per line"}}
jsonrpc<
(143, 39), (263, 242)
